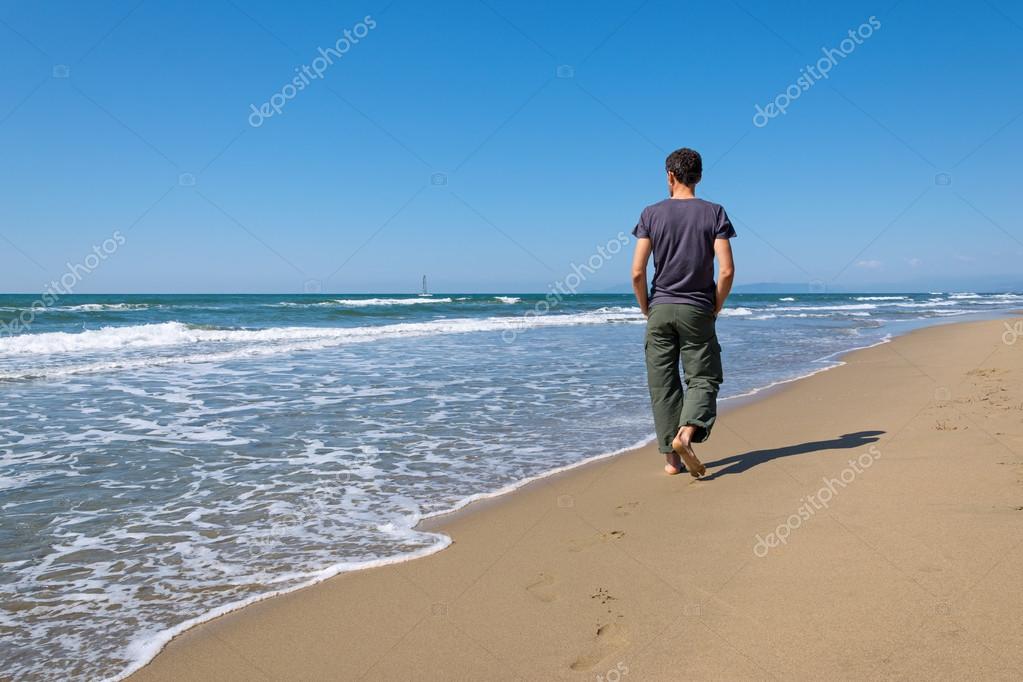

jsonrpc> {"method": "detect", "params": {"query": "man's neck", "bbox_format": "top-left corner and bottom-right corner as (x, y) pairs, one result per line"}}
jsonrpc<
(670, 186), (696, 200)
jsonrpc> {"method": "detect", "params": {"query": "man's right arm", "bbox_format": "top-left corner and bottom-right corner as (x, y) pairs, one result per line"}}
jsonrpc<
(713, 238), (734, 317)
(631, 237), (652, 317)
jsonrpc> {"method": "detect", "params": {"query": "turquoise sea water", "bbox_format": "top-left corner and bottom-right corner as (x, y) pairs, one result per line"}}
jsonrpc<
(0, 291), (1020, 680)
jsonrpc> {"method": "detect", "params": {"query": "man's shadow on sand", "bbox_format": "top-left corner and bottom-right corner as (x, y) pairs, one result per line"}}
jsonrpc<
(700, 430), (885, 481)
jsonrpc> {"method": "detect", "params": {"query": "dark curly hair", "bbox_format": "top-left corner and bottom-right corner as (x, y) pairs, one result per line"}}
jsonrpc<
(665, 147), (702, 186)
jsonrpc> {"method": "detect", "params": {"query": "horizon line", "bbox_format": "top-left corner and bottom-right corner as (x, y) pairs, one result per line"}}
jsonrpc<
(0, 290), (1019, 296)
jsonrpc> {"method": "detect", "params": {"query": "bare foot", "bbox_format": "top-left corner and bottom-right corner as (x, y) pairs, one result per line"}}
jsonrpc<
(672, 426), (707, 478)
(664, 451), (683, 475)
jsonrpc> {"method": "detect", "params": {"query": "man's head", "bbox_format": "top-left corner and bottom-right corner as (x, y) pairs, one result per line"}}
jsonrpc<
(665, 147), (702, 190)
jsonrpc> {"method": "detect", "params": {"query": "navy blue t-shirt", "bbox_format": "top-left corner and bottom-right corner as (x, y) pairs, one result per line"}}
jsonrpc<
(632, 198), (736, 311)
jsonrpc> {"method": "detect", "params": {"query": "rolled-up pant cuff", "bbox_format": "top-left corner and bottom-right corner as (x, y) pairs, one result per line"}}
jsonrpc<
(680, 417), (715, 444)
(655, 419), (715, 453)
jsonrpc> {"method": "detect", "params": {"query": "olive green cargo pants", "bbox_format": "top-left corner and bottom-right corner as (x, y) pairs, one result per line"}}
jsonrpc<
(644, 303), (723, 453)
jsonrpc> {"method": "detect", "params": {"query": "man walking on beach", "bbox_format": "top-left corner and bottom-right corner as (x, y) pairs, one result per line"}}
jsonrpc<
(631, 148), (736, 477)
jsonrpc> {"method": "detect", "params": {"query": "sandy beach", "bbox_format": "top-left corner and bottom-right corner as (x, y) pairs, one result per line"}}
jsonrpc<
(130, 316), (1023, 681)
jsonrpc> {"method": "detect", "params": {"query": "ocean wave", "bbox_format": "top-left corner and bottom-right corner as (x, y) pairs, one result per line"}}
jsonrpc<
(679, 304), (882, 319)
(949, 292), (980, 299)
(769, 303), (878, 312)
(332, 297), (454, 306)
(272, 297), (455, 308)
(2, 303), (153, 313)
(779, 297), (795, 301)
(893, 300), (960, 308)
(62, 303), (152, 311)
(0, 309), (646, 367)
(0, 323), (232, 355)
(775, 312), (871, 318)
(853, 296), (909, 301)
(493, 296), (521, 304)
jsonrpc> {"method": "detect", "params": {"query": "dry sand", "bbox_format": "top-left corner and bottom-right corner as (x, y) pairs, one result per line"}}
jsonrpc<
(131, 316), (1023, 681)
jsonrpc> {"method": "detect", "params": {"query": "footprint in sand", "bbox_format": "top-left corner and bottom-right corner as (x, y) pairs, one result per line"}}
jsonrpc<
(614, 501), (639, 517)
(569, 621), (629, 671)
(568, 530), (625, 553)
(525, 573), (557, 602)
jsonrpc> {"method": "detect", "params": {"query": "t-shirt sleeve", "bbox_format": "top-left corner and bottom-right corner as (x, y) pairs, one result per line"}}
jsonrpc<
(632, 208), (650, 239)
(715, 206), (737, 239)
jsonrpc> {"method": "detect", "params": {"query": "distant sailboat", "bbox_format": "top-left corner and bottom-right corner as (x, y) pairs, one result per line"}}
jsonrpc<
(419, 275), (430, 297)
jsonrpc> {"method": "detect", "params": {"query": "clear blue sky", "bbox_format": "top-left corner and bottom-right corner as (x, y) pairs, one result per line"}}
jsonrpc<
(1, 0), (1021, 293)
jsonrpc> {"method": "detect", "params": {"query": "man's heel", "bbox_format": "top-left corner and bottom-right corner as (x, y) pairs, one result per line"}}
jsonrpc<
(672, 431), (707, 478)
